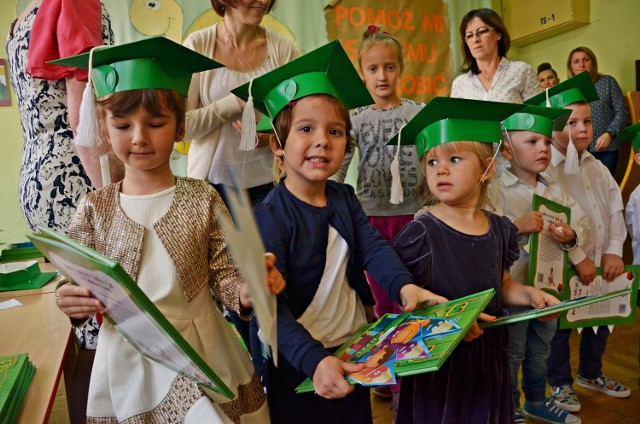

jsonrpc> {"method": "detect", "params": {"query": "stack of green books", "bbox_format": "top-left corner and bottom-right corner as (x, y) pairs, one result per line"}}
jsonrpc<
(0, 353), (36, 423)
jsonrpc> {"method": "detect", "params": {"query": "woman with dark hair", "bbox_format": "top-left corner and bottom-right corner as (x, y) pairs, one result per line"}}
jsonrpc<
(567, 46), (629, 174)
(537, 62), (560, 89)
(451, 8), (539, 103)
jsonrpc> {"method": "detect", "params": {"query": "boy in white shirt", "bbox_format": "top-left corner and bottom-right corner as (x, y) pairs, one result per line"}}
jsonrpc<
(491, 105), (587, 424)
(526, 71), (629, 413)
(622, 123), (640, 264)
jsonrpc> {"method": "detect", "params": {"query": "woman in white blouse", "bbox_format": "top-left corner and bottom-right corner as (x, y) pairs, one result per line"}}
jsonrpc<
(451, 8), (539, 103)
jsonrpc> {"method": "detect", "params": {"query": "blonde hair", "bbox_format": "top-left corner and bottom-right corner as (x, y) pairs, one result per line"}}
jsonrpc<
(420, 141), (494, 206)
(357, 25), (404, 72)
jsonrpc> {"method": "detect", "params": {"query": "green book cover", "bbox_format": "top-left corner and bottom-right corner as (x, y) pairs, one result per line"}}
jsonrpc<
(27, 226), (234, 399)
(527, 194), (571, 298)
(295, 289), (495, 393)
(559, 265), (639, 329)
(480, 288), (632, 329)
(0, 353), (35, 424)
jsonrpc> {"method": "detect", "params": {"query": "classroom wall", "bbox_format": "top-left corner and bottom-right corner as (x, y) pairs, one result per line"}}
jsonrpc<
(508, 0), (640, 95)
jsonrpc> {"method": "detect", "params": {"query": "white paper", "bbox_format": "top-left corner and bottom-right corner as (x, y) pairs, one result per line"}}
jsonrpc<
(0, 298), (22, 310)
(216, 187), (278, 365)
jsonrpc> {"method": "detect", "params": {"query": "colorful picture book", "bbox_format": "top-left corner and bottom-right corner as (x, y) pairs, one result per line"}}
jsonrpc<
(559, 265), (639, 329)
(0, 353), (36, 424)
(296, 289), (495, 393)
(27, 226), (234, 399)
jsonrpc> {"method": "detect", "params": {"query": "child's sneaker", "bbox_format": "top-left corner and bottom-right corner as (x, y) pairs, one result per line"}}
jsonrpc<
(550, 385), (581, 412)
(514, 410), (526, 424)
(523, 399), (581, 423)
(576, 374), (631, 398)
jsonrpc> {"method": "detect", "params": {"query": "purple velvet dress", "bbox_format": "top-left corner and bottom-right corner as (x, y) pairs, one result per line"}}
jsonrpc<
(392, 211), (519, 424)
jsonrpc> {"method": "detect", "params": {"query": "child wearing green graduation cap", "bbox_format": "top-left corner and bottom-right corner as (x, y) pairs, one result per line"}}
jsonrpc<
(234, 40), (446, 424)
(390, 97), (559, 424)
(490, 105), (588, 424)
(52, 37), (285, 423)
(623, 123), (640, 265)
(526, 71), (630, 411)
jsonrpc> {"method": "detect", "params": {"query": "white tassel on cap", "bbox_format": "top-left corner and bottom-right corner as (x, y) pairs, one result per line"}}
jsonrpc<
(389, 124), (406, 204)
(545, 87), (551, 108)
(75, 46), (111, 185)
(75, 49), (99, 149)
(564, 131), (581, 175)
(239, 77), (257, 151)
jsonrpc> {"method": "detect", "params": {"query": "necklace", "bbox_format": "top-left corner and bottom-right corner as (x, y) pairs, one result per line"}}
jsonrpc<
(221, 19), (261, 72)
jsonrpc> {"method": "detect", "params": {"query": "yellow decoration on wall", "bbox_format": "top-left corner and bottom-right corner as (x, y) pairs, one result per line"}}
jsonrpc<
(129, 0), (184, 43)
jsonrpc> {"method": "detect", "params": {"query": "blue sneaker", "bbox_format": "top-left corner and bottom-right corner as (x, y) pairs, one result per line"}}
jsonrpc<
(523, 399), (581, 424)
(514, 410), (526, 424)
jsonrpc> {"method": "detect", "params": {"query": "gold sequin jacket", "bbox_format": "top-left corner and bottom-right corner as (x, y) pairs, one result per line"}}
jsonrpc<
(68, 177), (244, 313)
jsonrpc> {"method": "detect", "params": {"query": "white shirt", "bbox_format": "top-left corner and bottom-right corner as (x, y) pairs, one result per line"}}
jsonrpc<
(542, 146), (626, 266)
(625, 185), (640, 264)
(450, 57), (540, 103)
(488, 169), (590, 285)
(296, 227), (367, 348)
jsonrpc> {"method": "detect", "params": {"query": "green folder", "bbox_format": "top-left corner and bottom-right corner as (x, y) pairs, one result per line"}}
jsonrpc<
(295, 289), (495, 393)
(480, 288), (633, 329)
(0, 353), (36, 424)
(0, 260), (57, 292)
(27, 226), (234, 399)
(0, 246), (45, 263)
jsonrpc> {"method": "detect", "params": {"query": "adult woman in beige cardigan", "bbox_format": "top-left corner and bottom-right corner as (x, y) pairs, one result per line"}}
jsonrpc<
(184, 0), (298, 205)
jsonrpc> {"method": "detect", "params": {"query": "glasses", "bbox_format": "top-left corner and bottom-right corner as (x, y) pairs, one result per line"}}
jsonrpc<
(464, 27), (492, 42)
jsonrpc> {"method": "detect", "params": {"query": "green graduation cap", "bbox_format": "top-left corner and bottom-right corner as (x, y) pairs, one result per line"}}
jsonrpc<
(50, 36), (222, 97)
(524, 71), (599, 108)
(618, 122), (640, 152)
(387, 97), (524, 158)
(502, 105), (571, 137)
(232, 40), (373, 120)
(256, 114), (273, 133)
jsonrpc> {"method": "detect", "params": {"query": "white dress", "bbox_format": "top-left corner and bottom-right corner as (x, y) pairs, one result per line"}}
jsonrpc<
(86, 187), (268, 423)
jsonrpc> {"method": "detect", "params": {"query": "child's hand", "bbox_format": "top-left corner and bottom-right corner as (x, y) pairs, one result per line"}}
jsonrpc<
(312, 356), (363, 399)
(264, 253), (285, 294)
(528, 287), (561, 320)
(602, 254), (624, 282)
(548, 222), (576, 244)
(56, 282), (104, 319)
(514, 211), (544, 235)
(575, 257), (597, 285)
(464, 313), (495, 342)
(399, 284), (448, 312)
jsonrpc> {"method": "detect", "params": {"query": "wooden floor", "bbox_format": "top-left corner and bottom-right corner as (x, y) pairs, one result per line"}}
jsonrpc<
(49, 316), (640, 424)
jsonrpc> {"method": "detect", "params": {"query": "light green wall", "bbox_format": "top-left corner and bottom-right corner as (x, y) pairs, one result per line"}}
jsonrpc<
(0, 1), (30, 244)
(508, 0), (640, 95)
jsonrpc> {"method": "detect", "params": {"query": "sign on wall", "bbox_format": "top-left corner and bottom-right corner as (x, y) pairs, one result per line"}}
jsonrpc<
(325, 0), (454, 102)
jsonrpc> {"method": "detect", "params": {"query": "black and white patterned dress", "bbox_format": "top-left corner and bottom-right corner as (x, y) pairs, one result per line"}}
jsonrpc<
(6, 5), (113, 234)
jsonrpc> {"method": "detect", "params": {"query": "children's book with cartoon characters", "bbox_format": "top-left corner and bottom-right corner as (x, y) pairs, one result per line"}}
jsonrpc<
(559, 266), (639, 329)
(295, 289), (495, 393)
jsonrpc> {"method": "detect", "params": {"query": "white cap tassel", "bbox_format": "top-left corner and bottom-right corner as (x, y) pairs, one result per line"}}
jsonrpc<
(564, 130), (581, 175)
(239, 77), (257, 151)
(389, 124), (406, 205)
(545, 87), (551, 108)
(75, 48), (99, 148)
(75, 46), (111, 185)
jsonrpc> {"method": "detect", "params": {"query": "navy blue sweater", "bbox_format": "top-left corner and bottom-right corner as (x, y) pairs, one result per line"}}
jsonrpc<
(254, 180), (413, 378)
